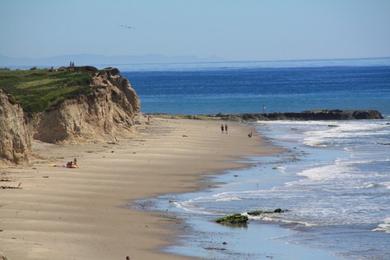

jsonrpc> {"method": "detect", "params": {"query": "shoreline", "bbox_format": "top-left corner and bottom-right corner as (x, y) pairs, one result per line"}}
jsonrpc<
(0, 117), (279, 259)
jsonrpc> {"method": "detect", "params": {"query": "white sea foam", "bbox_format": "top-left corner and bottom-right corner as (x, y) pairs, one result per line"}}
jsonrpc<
(357, 183), (382, 189)
(212, 192), (242, 202)
(257, 120), (332, 126)
(295, 162), (352, 181)
(215, 196), (241, 202)
(293, 157), (390, 183)
(355, 182), (390, 190)
(243, 212), (317, 227)
(381, 182), (390, 189)
(303, 121), (388, 147)
(372, 217), (390, 233)
(173, 200), (213, 215)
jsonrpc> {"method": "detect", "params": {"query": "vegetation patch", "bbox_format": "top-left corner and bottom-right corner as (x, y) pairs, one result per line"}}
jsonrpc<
(0, 69), (93, 113)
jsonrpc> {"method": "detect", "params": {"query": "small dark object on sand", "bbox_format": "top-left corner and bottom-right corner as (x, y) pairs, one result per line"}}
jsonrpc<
(182, 135), (188, 137)
(216, 214), (248, 226)
(0, 182), (22, 189)
(126, 256), (130, 260)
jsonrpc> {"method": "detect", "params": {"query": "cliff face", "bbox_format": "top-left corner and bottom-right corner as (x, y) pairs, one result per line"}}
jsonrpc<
(0, 67), (141, 163)
(34, 68), (140, 143)
(0, 89), (31, 164)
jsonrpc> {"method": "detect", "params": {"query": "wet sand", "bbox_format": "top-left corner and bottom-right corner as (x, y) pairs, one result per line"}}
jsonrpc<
(0, 118), (277, 260)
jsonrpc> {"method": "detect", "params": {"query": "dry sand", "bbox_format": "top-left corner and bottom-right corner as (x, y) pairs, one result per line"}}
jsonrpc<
(0, 118), (278, 260)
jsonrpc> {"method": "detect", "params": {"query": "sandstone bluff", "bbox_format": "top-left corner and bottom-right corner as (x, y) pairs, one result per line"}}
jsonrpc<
(0, 66), (141, 164)
(0, 89), (31, 164)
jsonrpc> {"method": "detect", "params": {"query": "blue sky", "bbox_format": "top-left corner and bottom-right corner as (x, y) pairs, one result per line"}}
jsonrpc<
(1, 0), (390, 61)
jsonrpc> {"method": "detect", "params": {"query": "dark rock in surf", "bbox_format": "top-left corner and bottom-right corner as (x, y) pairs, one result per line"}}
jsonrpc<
(208, 109), (383, 121)
(215, 214), (248, 226)
(247, 208), (286, 216)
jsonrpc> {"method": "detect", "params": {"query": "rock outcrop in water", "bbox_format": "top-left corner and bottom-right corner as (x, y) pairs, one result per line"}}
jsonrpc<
(212, 109), (383, 121)
(34, 67), (140, 143)
(247, 208), (286, 216)
(0, 89), (31, 164)
(215, 214), (248, 226)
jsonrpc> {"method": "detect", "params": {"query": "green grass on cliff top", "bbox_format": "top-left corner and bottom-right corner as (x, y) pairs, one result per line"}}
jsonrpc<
(0, 68), (92, 113)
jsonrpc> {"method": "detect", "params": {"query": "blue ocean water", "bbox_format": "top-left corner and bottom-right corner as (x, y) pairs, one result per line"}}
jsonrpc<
(123, 65), (390, 115)
(126, 63), (390, 259)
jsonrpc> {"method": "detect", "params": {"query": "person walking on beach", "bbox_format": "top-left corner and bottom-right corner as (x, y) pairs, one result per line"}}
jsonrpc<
(224, 124), (228, 134)
(221, 124), (224, 133)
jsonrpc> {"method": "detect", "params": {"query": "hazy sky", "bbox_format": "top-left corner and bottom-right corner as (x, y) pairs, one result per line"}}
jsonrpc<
(1, 0), (390, 60)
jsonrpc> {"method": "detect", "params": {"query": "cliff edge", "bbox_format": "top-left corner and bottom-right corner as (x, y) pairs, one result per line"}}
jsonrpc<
(0, 89), (31, 164)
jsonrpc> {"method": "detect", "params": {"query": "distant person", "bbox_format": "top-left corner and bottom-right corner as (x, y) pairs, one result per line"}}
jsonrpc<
(221, 124), (224, 133)
(65, 159), (79, 168)
(224, 124), (228, 134)
(248, 131), (253, 138)
(66, 161), (74, 168)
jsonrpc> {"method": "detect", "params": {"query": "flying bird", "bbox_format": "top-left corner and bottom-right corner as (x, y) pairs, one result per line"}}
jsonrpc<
(120, 24), (134, 30)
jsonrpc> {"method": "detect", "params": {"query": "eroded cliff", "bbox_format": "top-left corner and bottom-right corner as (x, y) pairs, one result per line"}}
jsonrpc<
(0, 89), (31, 164)
(0, 66), (141, 163)
(34, 67), (140, 143)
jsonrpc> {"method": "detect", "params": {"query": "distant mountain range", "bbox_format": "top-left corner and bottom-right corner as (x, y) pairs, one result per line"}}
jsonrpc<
(0, 54), (222, 69)
(1, 54), (389, 71)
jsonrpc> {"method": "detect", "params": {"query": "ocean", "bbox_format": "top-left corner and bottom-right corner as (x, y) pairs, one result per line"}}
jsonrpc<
(123, 65), (390, 115)
(124, 61), (390, 259)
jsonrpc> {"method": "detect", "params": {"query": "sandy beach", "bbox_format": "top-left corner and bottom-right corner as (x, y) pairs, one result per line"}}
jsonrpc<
(0, 118), (277, 260)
